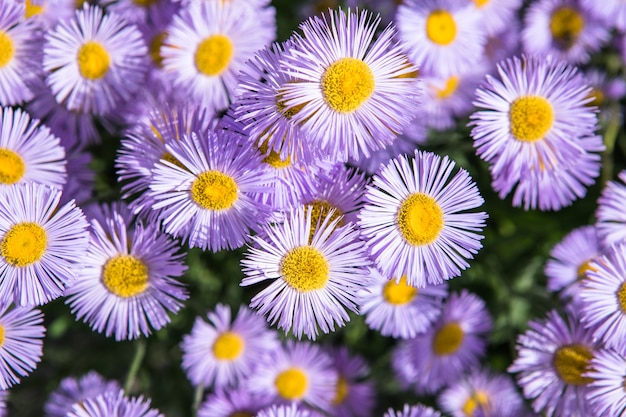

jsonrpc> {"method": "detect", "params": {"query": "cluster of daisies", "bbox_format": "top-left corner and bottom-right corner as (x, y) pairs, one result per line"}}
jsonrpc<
(1, 0), (626, 415)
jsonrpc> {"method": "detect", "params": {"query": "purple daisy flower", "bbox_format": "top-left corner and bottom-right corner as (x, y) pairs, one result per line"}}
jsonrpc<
(468, 0), (522, 37)
(582, 0), (626, 31)
(438, 367), (526, 417)
(20, 0), (76, 30)
(522, 0), (610, 65)
(508, 309), (599, 417)
(257, 404), (311, 417)
(241, 206), (371, 339)
(198, 387), (272, 417)
(148, 129), (272, 251)
(544, 225), (602, 304)
(396, 0), (485, 78)
(579, 242), (626, 353)
(328, 347), (375, 417)
(358, 150), (487, 288)
(392, 291), (492, 394)
(0, 0), (42, 105)
(383, 404), (442, 417)
(359, 267), (448, 339)
(0, 182), (89, 306)
(0, 303), (45, 390)
(45, 371), (121, 417)
(0, 106), (66, 189)
(584, 348), (626, 417)
(246, 340), (337, 411)
(64, 204), (188, 340)
(596, 170), (626, 248)
(43, 4), (148, 115)
(180, 303), (279, 389)
(65, 388), (162, 417)
(278, 8), (421, 162)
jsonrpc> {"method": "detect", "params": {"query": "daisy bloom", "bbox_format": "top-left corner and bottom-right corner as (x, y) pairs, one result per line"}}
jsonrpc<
(0, 303), (45, 390)
(43, 4), (148, 115)
(384, 404), (441, 417)
(241, 206), (370, 339)
(45, 371), (121, 417)
(19, 0), (76, 30)
(467, 0), (522, 37)
(148, 129), (272, 251)
(198, 387), (272, 417)
(161, 0), (275, 114)
(358, 150), (487, 288)
(438, 368), (525, 417)
(180, 303), (279, 389)
(522, 0), (610, 65)
(596, 170), (626, 248)
(0, 182), (89, 306)
(579, 242), (626, 352)
(544, 225), (602, 304)
(396, 0), (485, 78)
(359, 267), (448, 339)
(508, 309), (599, 417)
(246, 340), (337, 411)
(584, 348), (626, 417)
(65, 389), (162, 417)
(392, 291), (492, 394)
(328, 347), (375, 417)
(0, 0), (41, 105)
(279, 8), (421, 162)
(64, 205), (188, 340)
(0, 106), (66, 189)
(258, 404), (312, 417)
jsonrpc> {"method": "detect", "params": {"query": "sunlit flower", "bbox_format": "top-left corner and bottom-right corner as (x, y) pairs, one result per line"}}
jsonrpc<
(45, 371), (120, 417)
(584, 348), (626, 417)
(65, 388), (163, 417)
(327, 347), (375, 417)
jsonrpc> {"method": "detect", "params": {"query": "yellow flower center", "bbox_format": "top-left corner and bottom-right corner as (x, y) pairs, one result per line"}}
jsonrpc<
(229, 413), (253, 417)
(509, 96), (554, 142)
(472, 0), (490, 8)
(280, 246), (330, 292)
(550, 7), (584, 49)
(0, 325), (4, 347)
(0, 31), (15, 68)
(25, 0), (45, 18)
(426, 10), (457, 46)
(77, 41), (110, 80)
(586, 88), (604, 108)
(133, 0), (156, 7)
(553, 344), (594, 385)
(149, 32), (167, 68)
(191, 170), (238, 211)
(1, 222), (48, 267)
(321, 57), (375, 113)
(258, 142), (290, 169)
(617, 282), (626, 313)
(433, 322), (464, 356)
(161, 152), (187, 170)
(212, 331), (245, 361)
(0, 148), (26, 185)
(397, 193), (444, 246)
(383, 276), (418, 305)
(304, 200), (344, 243)
(194, 34), (234, 76)
(576, 259), (596, 281)
(274, 367), (308, 400)
(434, 76), (459, 99)
(332, 376), (349, 405)
(102, 255), (149, 298)
(276, 89), (307, 119)
(462, 390), (490, 417)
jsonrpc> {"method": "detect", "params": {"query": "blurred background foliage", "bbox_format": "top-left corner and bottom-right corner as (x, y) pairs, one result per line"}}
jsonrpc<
(8, 0), (626, 416)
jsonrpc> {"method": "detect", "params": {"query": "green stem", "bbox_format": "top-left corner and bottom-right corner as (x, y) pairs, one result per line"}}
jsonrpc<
(192, 384), (205, 416)
(601, 103), (621, 185)
(124, 339), (147, 393)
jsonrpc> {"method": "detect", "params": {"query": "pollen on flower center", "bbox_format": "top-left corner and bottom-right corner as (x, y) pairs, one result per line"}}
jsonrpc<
(472, 0), (490, 7)
(132, 0), (156, 7)
(280, 246), (330, 292)
(77, 41), (111, 80)
(0, 31), (15, 68)
(25, 0), (45, 18)
(509, 96), (555, 142)
(552, 344), (594, 385)
(274, 367), (309, 400)
(433, 322), (464, 356)
(194, 34), (233, 76)
(259, 142), (291, 169)
(550, 6), (584, 49)
(276, 89), (307, 119)
(434, 76), (459, 99)
(212, 331), (245, 361)
(191, 170), (238, 211)
(0, 325), (4, 347)
(1, 222), (48, 267)
(332, 376), (349, 405)
(576, 259), (596, 281)
(321, 57), (375, 113)
(161, 152), (187, 170)
(149, 32), (167, 68)
(397, 193), (444, 246)
(0, 148), (26, 184)
(305, 200), (344, 243)
(462, 390), (490, 416)
(102, 255), (149, 298)
(383, 276), (418, 305)
(426, 10), (457, 46)
(616, 282), (626, 313)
